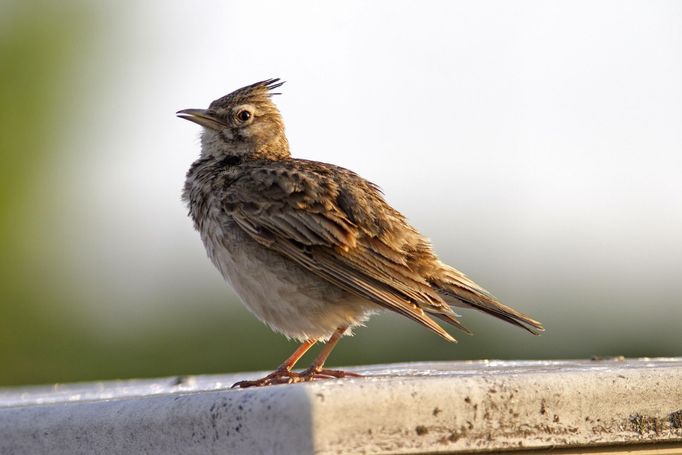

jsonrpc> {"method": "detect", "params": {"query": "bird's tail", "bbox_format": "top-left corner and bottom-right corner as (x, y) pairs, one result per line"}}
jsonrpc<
(430, 263), (544, 335)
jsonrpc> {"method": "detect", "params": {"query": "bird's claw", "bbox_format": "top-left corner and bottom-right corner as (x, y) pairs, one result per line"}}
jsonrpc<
(305, 368), (363, 379)
(231, 367), (362, 388)
(231, 368), (301, 388)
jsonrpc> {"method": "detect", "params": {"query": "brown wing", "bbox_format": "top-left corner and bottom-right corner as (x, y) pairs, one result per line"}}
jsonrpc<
(221, 159), (468, 341)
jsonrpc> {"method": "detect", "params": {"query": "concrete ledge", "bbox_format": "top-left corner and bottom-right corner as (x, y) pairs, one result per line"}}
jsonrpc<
(1, 358), (681, 454)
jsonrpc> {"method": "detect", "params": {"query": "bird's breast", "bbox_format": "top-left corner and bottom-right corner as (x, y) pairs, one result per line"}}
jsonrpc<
(200, 213), (374, 341)
(184, 166), (375, 341)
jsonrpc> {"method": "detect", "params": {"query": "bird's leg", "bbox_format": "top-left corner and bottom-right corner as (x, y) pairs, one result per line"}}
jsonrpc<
(231, 339), (316, 388)
(298, 326), (362, 381)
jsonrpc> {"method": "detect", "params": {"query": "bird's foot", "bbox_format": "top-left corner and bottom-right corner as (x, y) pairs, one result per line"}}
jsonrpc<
(231, 367), (362, 388)
(299, 367), (363, 380)
(231, 367), (302, 388)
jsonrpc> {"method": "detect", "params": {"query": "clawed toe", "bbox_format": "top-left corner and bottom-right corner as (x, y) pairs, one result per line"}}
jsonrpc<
(231, 367), (362, 388)
(231, 368), (301, 388)
(308, 368), (362, 379)
(295, 367), (362, 382)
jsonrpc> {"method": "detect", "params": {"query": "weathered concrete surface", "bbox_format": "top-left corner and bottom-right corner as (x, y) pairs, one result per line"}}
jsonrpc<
(1, 358), (681, 454)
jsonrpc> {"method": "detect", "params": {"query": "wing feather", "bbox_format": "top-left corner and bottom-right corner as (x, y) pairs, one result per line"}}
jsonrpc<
(224, 160), (467, 341)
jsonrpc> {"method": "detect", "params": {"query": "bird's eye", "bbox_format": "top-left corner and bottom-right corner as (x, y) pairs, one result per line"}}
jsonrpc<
(236, 110), (252, 122)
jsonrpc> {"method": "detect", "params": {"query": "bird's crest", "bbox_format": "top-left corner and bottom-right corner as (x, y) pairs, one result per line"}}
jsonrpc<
(209, 78), (285, 109)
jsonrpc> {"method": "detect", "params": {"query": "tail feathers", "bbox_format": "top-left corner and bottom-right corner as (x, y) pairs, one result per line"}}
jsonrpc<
(431, 311), (474, 336)
(432, 265), (544, 335)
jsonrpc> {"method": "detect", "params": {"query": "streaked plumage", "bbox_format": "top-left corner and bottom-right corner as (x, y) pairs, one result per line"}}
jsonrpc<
(179, 79), (543, 387)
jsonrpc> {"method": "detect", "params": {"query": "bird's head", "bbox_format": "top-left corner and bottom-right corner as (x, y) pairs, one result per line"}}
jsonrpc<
(177, 78), (289, 160)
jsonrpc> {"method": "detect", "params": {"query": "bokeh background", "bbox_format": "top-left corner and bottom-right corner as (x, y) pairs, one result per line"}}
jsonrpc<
(1, 0), (681, 387)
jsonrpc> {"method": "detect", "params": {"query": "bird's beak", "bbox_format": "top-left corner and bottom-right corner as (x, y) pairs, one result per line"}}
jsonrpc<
(176, 108), (226, 130)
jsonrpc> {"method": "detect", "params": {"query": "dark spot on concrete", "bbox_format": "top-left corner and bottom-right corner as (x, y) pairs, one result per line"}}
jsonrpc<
(669, 410), (682, 429)
(540, 400), (547, 415)
(553, 415), (560, 423)
(590, 355), (625, 361)
(630, 413), (664, 435)
(416, 425), (429, 436)
(464, 396), (471, 404)
(448, 432), (461, 442)
(170, 375), (191, 386)
(433, 407), (442, 416)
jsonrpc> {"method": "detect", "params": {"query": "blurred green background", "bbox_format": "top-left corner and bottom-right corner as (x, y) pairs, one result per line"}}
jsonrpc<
(1, 1), (681, 387)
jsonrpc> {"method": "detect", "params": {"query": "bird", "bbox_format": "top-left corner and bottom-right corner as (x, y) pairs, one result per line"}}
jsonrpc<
(178, 78), (543, 388)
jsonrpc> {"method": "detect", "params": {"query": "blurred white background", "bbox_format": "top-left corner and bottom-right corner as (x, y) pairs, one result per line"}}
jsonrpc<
(2, 0), (680, 385)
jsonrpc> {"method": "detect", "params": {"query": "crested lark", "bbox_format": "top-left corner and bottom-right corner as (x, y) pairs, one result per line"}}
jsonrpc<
(178, 79), (543, 388)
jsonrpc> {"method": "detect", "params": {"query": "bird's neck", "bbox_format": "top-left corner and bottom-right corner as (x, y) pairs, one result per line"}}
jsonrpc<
(251, 134), (290, 160)
(200, 132), (291, 161)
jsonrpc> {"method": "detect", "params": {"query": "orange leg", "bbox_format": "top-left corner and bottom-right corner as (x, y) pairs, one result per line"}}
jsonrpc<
(231, 339), (316, 388)
(278, 339), (317, 370)
(232, 326), (361, 389)
(298, 326), (362, 380)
